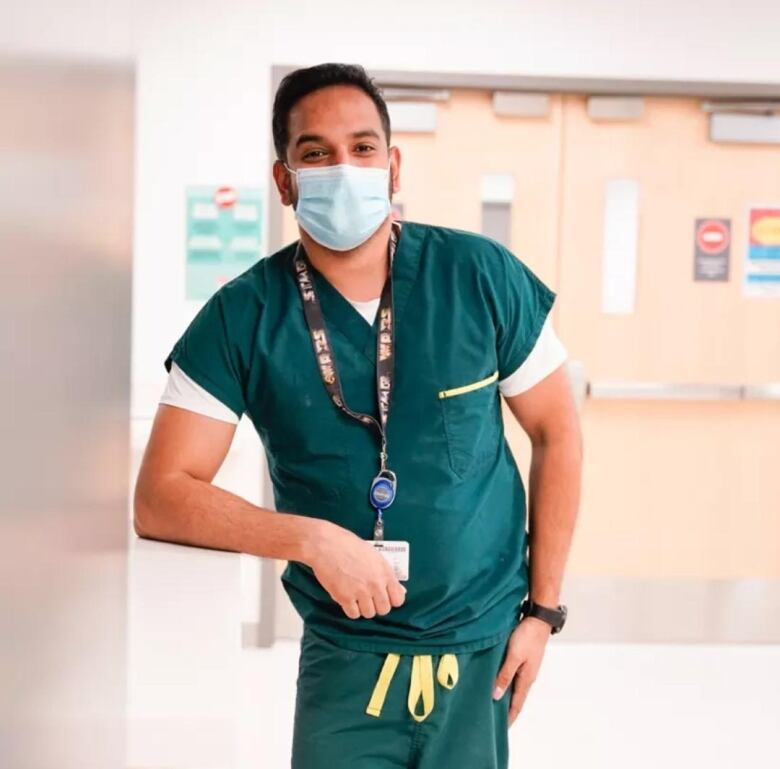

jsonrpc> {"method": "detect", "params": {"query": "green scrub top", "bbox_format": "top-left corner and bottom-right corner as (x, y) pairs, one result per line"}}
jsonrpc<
(164, 220), (557, 655)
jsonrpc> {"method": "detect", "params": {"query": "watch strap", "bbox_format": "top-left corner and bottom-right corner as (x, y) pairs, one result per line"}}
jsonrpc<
(521, 598), (567, 634)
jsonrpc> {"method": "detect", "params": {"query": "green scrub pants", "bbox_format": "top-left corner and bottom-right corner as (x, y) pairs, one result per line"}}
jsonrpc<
(291, 623), (514, 769)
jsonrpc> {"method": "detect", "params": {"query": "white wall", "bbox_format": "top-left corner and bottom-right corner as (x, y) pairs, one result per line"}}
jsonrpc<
(6, 1), (780, 80)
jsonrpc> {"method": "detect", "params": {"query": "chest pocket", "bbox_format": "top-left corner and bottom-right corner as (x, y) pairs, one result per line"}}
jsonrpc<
(438, 370), (502, 478)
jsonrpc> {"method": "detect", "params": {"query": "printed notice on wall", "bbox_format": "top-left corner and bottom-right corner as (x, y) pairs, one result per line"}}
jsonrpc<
(186, 185), (263, 301)
(694, 218), (730, 281)
(744, 206), (780, 298)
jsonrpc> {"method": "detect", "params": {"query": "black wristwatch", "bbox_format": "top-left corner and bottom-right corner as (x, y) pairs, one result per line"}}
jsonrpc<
(520, 598), (568, 634)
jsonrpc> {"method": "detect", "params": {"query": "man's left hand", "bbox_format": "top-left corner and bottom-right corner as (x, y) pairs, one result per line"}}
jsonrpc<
(491, 616), (551, 727)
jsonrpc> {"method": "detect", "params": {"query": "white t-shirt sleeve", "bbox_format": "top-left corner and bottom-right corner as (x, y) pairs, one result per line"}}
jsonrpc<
(498, 315), (568, 397)
(159, 360), (240, 424)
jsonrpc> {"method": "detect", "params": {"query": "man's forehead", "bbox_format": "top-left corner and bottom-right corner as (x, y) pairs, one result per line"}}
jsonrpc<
(288, 85), (382, 136)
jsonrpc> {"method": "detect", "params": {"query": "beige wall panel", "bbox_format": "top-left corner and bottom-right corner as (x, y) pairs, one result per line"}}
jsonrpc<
(506, 396), (780, 581)
(557, 95), (780, 383)
(579, 402), (780, 578)
(391, 88), (563, 289)
(556, 95), (780, 579)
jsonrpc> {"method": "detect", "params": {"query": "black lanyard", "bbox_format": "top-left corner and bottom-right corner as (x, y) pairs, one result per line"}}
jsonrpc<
(292, 221), (400, 540)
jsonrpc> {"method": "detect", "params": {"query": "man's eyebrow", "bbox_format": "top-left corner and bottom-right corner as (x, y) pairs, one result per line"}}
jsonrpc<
(294, 128), (381, 148)
(350, 129), (381, 140)
(295, 133), (325, 148)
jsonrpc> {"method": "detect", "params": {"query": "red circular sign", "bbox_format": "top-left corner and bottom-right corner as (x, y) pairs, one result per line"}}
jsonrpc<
(696, 220), (730, 254)
(214, 186), (238, 209)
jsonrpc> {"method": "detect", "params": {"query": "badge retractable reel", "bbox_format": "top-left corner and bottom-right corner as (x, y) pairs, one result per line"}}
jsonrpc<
(369, 464), (396, 541)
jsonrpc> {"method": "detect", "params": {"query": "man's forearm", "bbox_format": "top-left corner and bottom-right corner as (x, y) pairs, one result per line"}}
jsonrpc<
(526, 432), (582, 607)
(134, 470), (324, 566)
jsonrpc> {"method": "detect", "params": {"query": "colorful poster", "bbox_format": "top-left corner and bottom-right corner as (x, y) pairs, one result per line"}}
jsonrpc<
(745, 206), (780, 297)
(186, 185), (263, 300)
(694, 218), (730, 281)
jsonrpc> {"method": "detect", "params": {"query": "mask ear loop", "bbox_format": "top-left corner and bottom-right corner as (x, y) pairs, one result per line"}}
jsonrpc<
(283, 162), (298, 205)
(386, 153), (395, 201)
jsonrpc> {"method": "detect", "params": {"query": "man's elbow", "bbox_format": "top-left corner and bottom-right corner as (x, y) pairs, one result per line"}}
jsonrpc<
(133, 477), (159, 539)
(133, 510), (151, 540)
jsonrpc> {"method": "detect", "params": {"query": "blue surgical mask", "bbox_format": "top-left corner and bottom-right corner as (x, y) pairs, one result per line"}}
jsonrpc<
(285, 161), (392, 251)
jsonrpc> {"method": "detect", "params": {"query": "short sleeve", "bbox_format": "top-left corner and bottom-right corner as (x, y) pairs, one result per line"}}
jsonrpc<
(160, 361), (240, 424)
(498, 315), (568, 397)
(494, 247), (557, 380)
(163, 290), (248, 420)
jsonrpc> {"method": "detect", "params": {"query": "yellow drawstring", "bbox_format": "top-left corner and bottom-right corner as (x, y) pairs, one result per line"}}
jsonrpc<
(365, 651), (459, 722)
(437, 653), (459, 689)
(407, 655), (434, 721)
(365, 652), (401, 717)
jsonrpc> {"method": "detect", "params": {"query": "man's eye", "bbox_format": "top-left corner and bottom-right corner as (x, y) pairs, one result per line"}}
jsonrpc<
(303, 150), (325, 160)
(355, 144), (375, 153)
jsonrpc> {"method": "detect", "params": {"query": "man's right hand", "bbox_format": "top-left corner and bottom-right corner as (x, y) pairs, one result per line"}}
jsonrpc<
(306, 520), (407, 619)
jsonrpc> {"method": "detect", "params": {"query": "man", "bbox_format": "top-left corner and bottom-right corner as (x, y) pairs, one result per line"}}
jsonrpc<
(135, 62), (582, 768)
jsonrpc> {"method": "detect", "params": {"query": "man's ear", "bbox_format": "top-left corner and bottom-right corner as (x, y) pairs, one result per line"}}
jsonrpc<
(389, 145), (401, 195)
(272, 159), (294, 207)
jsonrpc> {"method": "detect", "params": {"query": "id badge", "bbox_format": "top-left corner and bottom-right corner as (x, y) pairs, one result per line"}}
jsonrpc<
(368, 540), (410, 581)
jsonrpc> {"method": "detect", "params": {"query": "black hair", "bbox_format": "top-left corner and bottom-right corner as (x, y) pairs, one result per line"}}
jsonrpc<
(272, 62), (391, 163)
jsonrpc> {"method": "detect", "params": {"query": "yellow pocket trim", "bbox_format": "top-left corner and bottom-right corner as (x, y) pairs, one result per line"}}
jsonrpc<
(437, 370), (499, 399)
